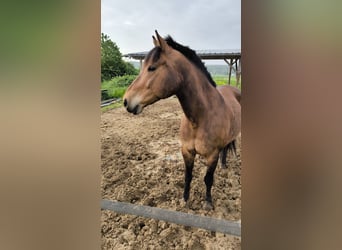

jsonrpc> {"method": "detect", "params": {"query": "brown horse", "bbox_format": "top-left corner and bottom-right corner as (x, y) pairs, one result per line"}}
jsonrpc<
(123, 31), (241, 210)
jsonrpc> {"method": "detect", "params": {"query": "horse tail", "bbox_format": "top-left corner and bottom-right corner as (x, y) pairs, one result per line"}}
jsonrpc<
(220, 139), (237, 168)
(227, 139), (237, 156)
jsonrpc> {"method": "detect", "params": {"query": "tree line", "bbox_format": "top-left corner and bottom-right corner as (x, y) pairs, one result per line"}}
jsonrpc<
(101, 33), (138, 82)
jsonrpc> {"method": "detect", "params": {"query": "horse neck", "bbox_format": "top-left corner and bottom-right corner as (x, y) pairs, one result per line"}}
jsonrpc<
(175, 62), (220, 125)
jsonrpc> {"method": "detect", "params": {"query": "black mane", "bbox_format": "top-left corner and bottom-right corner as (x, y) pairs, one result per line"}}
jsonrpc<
(165, 36), (216, 87)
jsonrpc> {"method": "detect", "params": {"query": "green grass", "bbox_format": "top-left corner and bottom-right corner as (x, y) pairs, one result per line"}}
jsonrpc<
(213, 75), (241, 89)
(111, 87), (126, 98)
(101, 75), (137, 99)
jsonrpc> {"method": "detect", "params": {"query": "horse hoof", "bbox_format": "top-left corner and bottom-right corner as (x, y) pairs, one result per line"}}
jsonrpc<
(181, 199), (190, 208)
(203, 201), (214, 210)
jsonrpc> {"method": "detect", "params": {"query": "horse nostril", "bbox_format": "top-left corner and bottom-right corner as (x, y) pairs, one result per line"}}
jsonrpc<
(123, 98), (127, 107)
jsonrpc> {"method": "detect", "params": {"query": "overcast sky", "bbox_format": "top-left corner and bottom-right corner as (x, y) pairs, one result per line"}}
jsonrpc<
(101, 0), (240, 62)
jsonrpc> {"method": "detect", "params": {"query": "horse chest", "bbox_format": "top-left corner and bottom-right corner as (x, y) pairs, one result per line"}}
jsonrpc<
(180, 117), (227, 156)
(189, 127), (222, 156)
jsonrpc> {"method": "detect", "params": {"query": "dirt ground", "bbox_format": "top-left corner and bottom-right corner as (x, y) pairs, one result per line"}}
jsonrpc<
(101, 97), (241, 249)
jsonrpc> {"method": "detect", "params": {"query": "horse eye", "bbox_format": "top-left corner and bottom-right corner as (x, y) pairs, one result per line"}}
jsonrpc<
(148, 65), (156, 72)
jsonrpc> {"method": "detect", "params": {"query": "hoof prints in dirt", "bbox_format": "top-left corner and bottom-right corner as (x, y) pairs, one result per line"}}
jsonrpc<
(101, 98), (241, 249)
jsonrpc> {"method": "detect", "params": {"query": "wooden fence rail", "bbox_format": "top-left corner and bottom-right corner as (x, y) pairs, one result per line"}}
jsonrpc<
(101, 199), (241, 237)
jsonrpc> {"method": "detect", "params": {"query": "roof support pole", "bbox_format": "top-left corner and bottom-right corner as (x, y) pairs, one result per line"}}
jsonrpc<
(224, 58), (233, 85)
(236, 58), (241, 87)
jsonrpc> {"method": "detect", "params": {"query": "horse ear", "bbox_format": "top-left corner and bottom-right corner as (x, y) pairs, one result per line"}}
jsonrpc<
(155, 30), (169, 52)
(152, 35), (159, 47)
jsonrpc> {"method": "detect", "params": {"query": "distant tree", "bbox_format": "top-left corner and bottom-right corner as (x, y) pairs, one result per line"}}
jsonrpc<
(101, 33), (137, 81)
(124, 59), (138, 75)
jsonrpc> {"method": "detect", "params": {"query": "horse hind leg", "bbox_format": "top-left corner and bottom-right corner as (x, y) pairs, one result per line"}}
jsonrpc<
(220, 145), (229, 169)
(220, 140), (237, 169)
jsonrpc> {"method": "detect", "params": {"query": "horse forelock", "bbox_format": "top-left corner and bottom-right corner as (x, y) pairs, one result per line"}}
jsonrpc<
(145, 46), (162, 63)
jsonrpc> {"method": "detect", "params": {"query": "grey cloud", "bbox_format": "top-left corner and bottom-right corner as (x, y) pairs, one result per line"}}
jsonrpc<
(102, 0), (240, 55)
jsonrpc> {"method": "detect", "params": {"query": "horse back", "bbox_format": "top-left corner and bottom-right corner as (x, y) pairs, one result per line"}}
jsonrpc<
(217, 85), (241, 103)
(216, 85), (241, 139)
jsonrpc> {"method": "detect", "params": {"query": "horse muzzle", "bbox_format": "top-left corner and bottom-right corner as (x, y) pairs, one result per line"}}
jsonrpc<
(123, 98), (143, 115)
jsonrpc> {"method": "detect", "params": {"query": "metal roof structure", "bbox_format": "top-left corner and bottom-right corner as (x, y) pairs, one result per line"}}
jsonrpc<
(123, 49), (241, 86)
(123, 49), (241, 60)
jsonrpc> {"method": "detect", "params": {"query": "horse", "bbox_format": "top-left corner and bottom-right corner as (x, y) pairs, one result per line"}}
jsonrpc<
(123, 30), (241, 210)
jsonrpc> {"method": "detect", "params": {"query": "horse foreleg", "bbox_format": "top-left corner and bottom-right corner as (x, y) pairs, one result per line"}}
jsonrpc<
(182, 148), (195, 203)
(204, 154), (219, 210)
